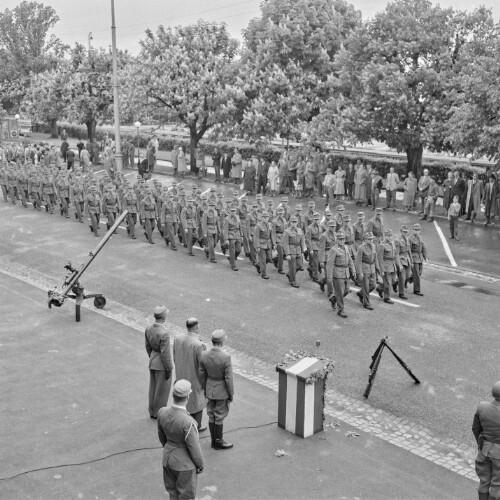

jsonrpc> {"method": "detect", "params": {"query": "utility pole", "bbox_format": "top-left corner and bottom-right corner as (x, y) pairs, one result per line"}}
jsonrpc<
(110, 0), (123, 172)
(88, 32), (93, 52)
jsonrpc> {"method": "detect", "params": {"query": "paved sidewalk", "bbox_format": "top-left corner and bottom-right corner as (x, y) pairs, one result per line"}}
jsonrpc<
(0, 272), (475, 499)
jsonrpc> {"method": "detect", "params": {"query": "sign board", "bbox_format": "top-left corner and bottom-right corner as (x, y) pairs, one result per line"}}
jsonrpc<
(0, 116), (20, 143)
(17, 118), (32, 131)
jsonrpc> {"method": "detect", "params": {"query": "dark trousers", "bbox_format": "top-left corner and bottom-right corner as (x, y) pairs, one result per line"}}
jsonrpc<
(127, 213), (137, 238)
(386, 189), (396, 208)
(20, 188), (29, 207)
(190, 410), (203, 429)
(32, 192), (42, 210)
(163, 467), (197, 500)
(164, 222), (177, 249)
(185, 228), (194, 253)
(398, 265), (411, 296)
(287, 254), (302, 284)
(258, 247), (270, 277)
(412, 263), (423, 293)
(309, 250), (319, 280)
(276, 243), (284, 272)
(60, 197), (70, 216)
(1, 184), (8, 201)
(149, 369), (171, 418)
(241, 226), (250, 255)
(144, 217), (155, 242)
(332, 277), (349, 313)
(206, 233), (217, 260)
(371, 189), (380, 209)
(449, 216), (459, 237)
(89, 212), (100, 235)
(377, 271), (396, 299)
(257, 176), (267, 194)
(360, 272), (375, 306)
(347, 183), (354, 199)
(228, 239), (241, 267)
(9, 186), (19, 204)
(214, 163), (221, 181)
(44, 193), (55, 212)
(248, 233), (257, 264)
(106, 210), (117, 229)
(207, 398), (229, 424)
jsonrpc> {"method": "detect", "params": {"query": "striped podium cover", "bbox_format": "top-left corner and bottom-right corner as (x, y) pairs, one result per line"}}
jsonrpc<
(277, 356), (325, 438)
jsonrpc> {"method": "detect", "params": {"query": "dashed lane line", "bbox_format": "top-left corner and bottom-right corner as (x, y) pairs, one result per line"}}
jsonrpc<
(0, 257), (476, 482)
(433, 220), (458, 267)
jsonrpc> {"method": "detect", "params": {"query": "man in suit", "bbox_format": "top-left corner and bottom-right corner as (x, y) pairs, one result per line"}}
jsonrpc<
(409, 223), (427, 297)
(473, 381), (500, 500)
(450, 170), (466, 215)
(199, 329), (234, 450)
(483, 174), (498, 226)
(417, 169), (431, 213)
(355, 231), (379, 310)
(325, 230), (357, 318)
(145, 306), (173, 419)
(173, 318), (207, 432)
(221, 152), (232, 183)
(384, 167), (400, 210)
(465, 172), (485, 223)
(346, 163), (356, 200)
(157, 379), (205, 500)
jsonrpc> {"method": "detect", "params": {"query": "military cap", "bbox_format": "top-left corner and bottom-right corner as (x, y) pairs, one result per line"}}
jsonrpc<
(281, 197), (288, 202)
(413, 223), (421, 230)
(186, 317), (199, 328)
(210, 186), (216, 192)
(313, 212), (321, 219)
(201, 194), (208, 200)
(324, 209), (331, 216)
(364, 232), (375, 239)
(211, 329), (226, 342)
(295, 204), (302, 211)
(337, 205), (345, 211)
(196, 189), (202, 194)
(267, 200), (274, 205)
(217, 193), (224, 198)
(384, 229), (393, 236)
(208, 200), (216, 206)
(179, 192), (186, 196)
(337, 230), (346, 239)
(328, 220), (337, 226)
(187, 197), (195, 202)
(192, 183), (198, 189)
(173, 379), (192, 398)
(290, 215), (298, 222)
(153, 305), (167, 318)
(375, 207), (383, 213)
(252, 201), (259, 207)
(401, 224), (409, 232)
(357, 212), (365, 218)
(308, 201), (315, 207)
(277, 206), (284, 213)
(261, 210), (270, 217)
(342, 213), (351, 220)
(230, 205), (237, 211)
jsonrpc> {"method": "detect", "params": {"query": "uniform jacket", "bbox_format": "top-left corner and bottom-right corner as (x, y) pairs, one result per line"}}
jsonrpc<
(161, 200), (178, 224)
(450, 176), (466, 199)
(272, 216), (287, 245)
(355, 242), (380, 277)
(305, 222), (321, 251)
(84, 192), (101, 214)
(465, 179), (484, 212)
(202, 208), (219, 236)
(484, 181), (499, 213)
(353, 221), (367, 249)
(472, 400), (500, 458)
(377, 241), (401, 274)
(394, 235), (413, 267)
(102, 191), (120, 213)
(123, 190), (139, 214)
(367, 217), (384, 241)
(326, 244), (355, 281)
(157, 406), (205, 471)
(223, 213), (242, 241)
(199, 347), (234, 400)
(409, 234), (427, 263)
(181, 205), (197, 229)
(253, 220), (273, 250)
(173, 333), (207, 414)
(283, 226), (305, 257)
(145, 322), (173, 375)
(318, 229), (336, 263)
(140, 195), (156, 220)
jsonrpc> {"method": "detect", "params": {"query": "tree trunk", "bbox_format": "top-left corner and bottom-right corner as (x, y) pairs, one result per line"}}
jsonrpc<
(86, 121), (97, 142)
(189, 130), (199, 175)
(406, 144), (424, 178)
(49, 118), (58, 138)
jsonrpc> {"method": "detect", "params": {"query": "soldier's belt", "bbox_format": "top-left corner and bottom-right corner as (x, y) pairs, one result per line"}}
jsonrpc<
(334, 264), (349, 268)
(383, 258), (394, 261)
(362, 258), (374, 264)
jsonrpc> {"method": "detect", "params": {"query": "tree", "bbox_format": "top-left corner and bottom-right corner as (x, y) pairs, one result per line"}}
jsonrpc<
(0, 1), (66, 112)
(124, 21), (239, 168)
(334, 0), (494, 176)
(231, 0), (361, 144)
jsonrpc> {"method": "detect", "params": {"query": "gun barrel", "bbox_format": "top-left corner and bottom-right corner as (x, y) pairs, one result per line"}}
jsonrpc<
(60, 210), (129, 296)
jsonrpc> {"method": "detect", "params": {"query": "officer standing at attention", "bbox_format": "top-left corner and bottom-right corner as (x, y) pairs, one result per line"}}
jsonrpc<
(157, 380), (205, 500)
(173, 318), (207, 432)
(472, 381), (500, 500)
(376, 229), (401, 304)
(145, 305), (173, 419)
(394, 224), (413, 300)
(409, 223), (427, 297)
(199, 330), (234, 450)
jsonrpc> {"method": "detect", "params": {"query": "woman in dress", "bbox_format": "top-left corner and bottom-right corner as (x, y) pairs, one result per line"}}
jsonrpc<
(354, 164), (367, 205)
(267, 161), (279, 196)
(334, 165), (346, 199)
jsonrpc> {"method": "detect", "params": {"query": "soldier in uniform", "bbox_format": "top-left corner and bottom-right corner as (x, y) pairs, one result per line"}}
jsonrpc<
(84, 183), (101, 236)
(70, 172), (85, 222)
(320, 208), (332, 233)
(157, 379), (205, 500)
(123, 183), (139, 239)
(199, 329), (234, 450)
(41, 169), (57, 214)
(181, 197), (197, 255)
(247, 201), (261, 268)
(17, 167), (30, 208)
(56, 171), (71, 218)
(325, 230), (357, 318)
(102, 183), (121, 232)
(304, 200), (316, 228)
(394, 224), (413, 300)
(28, 170), (42, 211)
(0, 164), (8, 202)
(173, 318), (207, 431)
(272, 205), (287, 274)
(279, 196), (291, 221)
(355, 232), (380, 310)
(202, 199), (219, 263)
(409, 223), (427, 297)
(140, 187), (157, 244)
(283, 215), (305, 288)
(341, 212), (356, 259)
(367, 207), (384, 244)
(237, 196), (251, 258)
(318, 219), (337, 292)
(7, 165), (20, 204)
(353, 211), (367, 250)
(333, 204), (345, 230)
(253, 210), (273, 279)
(223, 205), (242, 271)
(376, 229), (401, 304)
(161, 192), (179, 250)
(305, 212), (321, 282)
(145, 305), (173, 419)
(472, 381), (500, 500)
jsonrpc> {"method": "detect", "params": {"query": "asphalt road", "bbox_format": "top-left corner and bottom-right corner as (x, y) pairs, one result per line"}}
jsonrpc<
(1, 174), (499, 452)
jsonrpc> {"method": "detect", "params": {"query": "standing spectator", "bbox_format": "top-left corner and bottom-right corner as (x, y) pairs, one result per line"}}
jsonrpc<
(385, 167), (400, 210)
(171, 143), (179, 176)
(370, 169), (383, 210)
(316, 154), (326, 197)
(417, 168), (431, 213)
(403, 171), (418, 211)
(177, 146), (187, 177)
(365, 164), (373, 207)
(128, 141), (135, 168)
(61, 128), (68, 141)
(157, 379), (205, 500)
(76, 139), (84, 159)
(257, 156), (270, 195)
(296, 155), (306, 197)
(472, 381), (500, 500)
(231, 148), (242, 185)
(450, 170), (466, 214)
(354, 164), (367, 206)
(278, 151), (289, 194)
(304, 157), (316, 198)
(420, 177), (439, 222)
(122, 140), (129, 168)
(173, 318), (207, 432)
(145, 305), (173, 419)
(465, 172), (484, 223)
(66, 148), (75, 170)
(196, 147), (205, 178)
(267, 160), (279, 196)
(211, 148), (221, 182)
(442, 171), (453, 213)
(448, 195), (461, 240)
(334, 164), (346, 200)
(323, 167), (335, 207)
(346, 163), (355, 200)
(289, 151), (298, 193)
(483, 174), (498, 226)
(60, 138), (69, 162)
(147, 144), (156, 174)
(199, 329), (234, 450)
(80, 147), (91, 172)
(243, 155), (256, 194)
(221, 151), (232, 183)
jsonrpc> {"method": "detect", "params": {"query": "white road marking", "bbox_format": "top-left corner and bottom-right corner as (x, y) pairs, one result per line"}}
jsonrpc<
(433, 220), (457, 267)
(94, 169), (105, 174)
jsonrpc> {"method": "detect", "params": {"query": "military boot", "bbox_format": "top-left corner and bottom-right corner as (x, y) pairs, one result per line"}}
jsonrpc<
(214, 424), (233, 450)
(209, 422), (216, 449)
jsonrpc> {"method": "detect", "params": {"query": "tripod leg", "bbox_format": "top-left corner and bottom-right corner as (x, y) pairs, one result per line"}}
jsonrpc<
(76, 304), (81, 322)
(384, 342), (420, 384)
(363, 344), (385, 399)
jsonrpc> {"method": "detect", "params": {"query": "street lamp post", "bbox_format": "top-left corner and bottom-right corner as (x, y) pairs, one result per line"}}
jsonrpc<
(134, 121), (141, 171)
(110, 0), (123, 172)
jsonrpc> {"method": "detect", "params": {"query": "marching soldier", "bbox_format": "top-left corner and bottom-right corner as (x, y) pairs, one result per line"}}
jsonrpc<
(28, 170), (42, 211)
(41, 169), (57, 213)
(56, 171), (71, 218)
(272, 205), (287, 274)
(253, 210), (273, 279)
(394, 224), (413, 300)
(305, 212), (321, 282)
(238, 196), (251, 258)
(84, 183), (101, 236)
(355, 232), (380, 310)
(223, 205), (242, 271)
(376, 229), (401, 304)
(325, 230), (357, 318)
(247, 201), (261, 268)
(318, 219), (337, 292)
(101, 183), (121, 232)
(181, 197), (197, 255)
(304, 200), (316, 228)
(202, 200), (220, 263)
(17, 167), (30, 208)
(409, 223), (427, 297)
(278, 196), (291, 221)
(353, 211), (367, 250)
(141, 187), (157, 244)
(199, 329), (234, 450)
(293, 204), (306, 233)
(341, 212), (356, 259)
(367, 207), (384, 244)
(123, 183), (139, 239)
(283, 215), (305, 288)
(70, 172), (85, 222)
(333, 204), (345, 230)
(160, 192), (179, 250)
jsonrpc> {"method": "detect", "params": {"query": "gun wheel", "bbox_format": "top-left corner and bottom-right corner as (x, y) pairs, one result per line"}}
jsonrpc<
(94, 296), (106, 309)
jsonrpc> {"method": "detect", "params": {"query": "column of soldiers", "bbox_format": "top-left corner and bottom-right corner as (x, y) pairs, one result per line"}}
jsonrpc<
(1, 161), (428, 318)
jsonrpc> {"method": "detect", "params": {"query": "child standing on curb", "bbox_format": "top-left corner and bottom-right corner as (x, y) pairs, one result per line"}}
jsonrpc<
(448, 195), (461, 240)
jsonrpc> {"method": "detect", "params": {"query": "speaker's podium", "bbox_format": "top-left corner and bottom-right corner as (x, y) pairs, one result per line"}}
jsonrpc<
(276, 355), (330, 438)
